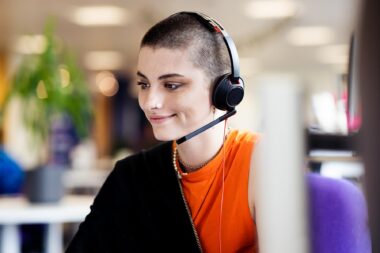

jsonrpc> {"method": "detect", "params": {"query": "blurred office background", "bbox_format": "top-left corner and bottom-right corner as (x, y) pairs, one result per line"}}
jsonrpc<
(0, 0), (369, 252)
(0, 0), (361, 168)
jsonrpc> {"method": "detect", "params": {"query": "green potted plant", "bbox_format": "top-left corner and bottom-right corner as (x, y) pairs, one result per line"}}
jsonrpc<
(2, 20), (92, 202)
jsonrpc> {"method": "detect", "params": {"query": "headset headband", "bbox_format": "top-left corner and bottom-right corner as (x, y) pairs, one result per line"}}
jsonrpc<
(179, 12), (241, 84)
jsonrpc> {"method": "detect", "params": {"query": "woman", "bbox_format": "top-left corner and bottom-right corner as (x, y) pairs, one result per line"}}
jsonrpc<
(66, 12), (259, 253)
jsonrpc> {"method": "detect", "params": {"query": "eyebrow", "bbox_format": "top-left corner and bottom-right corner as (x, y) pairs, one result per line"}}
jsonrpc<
(136, 71), (185, 80)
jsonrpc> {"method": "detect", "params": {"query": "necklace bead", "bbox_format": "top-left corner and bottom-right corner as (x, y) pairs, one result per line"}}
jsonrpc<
(172, 146), (185, 179)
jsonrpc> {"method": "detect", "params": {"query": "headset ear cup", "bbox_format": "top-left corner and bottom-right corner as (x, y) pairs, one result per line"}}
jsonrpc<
(212, 74), (230, 111)
(212, 74), (244, 111)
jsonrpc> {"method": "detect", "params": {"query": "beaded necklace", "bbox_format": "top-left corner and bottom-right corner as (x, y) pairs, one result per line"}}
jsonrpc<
(172, 127), (231, 179)
(172, 141), (225, 179)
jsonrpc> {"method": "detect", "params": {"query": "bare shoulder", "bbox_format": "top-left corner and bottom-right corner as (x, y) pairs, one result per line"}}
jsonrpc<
(248, 135), (262, 220)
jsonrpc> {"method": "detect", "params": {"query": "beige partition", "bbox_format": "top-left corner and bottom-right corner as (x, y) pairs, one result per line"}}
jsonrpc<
(255, 74), (310, 253)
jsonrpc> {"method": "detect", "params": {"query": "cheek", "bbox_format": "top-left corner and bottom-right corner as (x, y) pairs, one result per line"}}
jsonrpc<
(137, 93), (145, 110)
(196, 88), (213, 108)
(182, 93), (212, 118)
(190, 84), (212, 102)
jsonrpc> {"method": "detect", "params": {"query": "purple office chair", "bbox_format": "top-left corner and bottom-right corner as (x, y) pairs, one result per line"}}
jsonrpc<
(307, 173), (372, 253)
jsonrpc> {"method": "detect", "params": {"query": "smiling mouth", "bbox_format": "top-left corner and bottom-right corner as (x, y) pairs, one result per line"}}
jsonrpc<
(149, 114), (176, 124)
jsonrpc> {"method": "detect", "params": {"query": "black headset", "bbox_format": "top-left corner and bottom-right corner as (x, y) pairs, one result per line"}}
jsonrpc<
(179, 12), (245, 112)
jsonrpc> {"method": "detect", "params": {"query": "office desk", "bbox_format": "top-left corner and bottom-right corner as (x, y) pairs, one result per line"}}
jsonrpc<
(0, 195), (93, 253)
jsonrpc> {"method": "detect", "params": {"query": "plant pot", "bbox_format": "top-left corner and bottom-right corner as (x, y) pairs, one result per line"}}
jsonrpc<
(23, 165), (65, 203)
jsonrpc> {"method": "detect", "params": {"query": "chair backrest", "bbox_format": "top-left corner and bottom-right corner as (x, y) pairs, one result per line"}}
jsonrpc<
(307, 173), (372, 253)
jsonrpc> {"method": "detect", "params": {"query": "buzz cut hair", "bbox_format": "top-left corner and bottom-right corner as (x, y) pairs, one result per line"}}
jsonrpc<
(140, 12), (231, 86)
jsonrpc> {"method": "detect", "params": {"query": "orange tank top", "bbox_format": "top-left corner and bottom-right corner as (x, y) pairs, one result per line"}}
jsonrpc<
(174, 129), (259, 253)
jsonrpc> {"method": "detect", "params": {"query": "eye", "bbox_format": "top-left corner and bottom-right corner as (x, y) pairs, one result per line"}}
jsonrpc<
(164, 83), (181, 90)
(137, 81), (150, 90)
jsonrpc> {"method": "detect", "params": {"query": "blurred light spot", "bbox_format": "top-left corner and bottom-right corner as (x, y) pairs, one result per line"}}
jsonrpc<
(96, 71), (119, 97)
(71, 6), (129, 26)
(287, 27), (334, 46)
(321, 161), (364, 179)
(60, 66), (71, 88)
(36, 80), (48, 99)
(311, 92), (340, 133)
(84, 51), (123, 71)
(245, 1), (299, 19)
(317, 44), (349, 65)
(14, 35), (47, 54)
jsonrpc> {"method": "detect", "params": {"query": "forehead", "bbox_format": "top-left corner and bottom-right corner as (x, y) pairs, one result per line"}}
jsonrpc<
(137, 46), (202, 78)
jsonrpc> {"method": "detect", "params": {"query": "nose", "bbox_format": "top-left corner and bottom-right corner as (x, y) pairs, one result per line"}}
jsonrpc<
(139, 87), (164, 111)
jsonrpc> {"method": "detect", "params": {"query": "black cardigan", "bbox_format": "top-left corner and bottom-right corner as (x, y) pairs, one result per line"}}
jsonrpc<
(65, 142), (202, 253)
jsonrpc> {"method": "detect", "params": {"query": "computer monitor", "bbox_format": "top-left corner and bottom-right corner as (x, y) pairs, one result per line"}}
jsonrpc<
(347, 34), (362, 132)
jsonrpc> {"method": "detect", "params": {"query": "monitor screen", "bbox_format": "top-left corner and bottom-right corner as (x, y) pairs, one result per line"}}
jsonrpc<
(347, 34), (362, 132)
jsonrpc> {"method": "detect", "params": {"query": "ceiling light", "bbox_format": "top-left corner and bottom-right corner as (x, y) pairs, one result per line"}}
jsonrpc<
(84, 51), (124, 71)
(72, 6), (129, 26)
(245, 0), (299, 19)
(317, 44), (349, 65)
(287, 26), (334, 46)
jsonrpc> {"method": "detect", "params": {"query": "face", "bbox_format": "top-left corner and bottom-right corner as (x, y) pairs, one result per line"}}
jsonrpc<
(136, 46), (214, 141)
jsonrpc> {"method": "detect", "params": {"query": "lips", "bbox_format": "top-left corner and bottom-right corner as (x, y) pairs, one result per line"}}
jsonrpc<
(148, 114), (176, 124)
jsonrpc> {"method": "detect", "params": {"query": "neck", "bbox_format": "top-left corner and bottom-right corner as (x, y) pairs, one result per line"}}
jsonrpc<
(176, 122), (226, 171)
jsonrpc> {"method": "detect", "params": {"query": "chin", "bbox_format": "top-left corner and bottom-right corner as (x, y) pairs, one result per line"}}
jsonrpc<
(152, 129), (179, 142)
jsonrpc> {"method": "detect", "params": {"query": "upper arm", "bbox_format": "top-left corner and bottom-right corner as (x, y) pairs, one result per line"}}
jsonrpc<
(248, 137), (262, 221)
